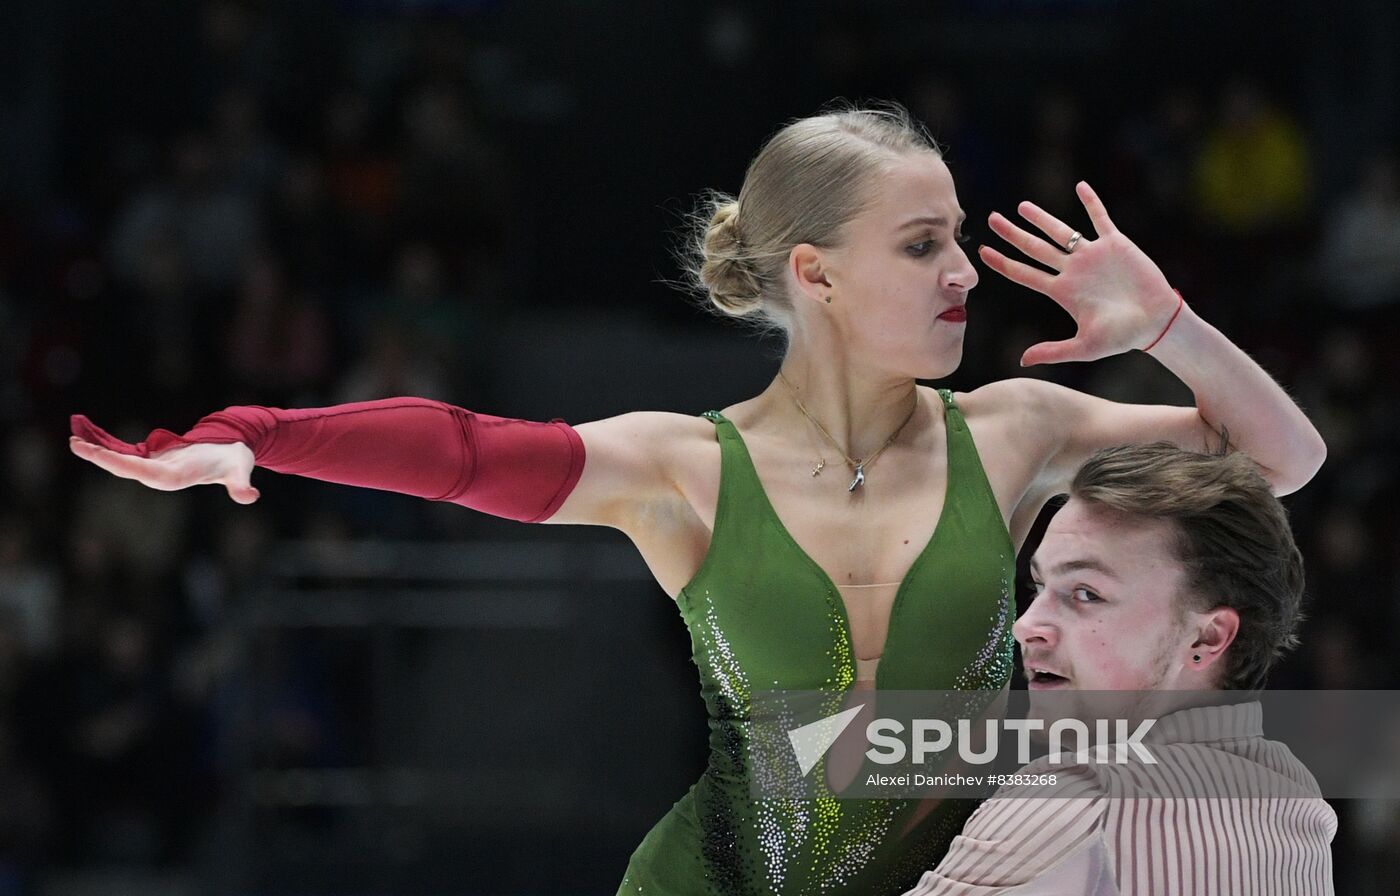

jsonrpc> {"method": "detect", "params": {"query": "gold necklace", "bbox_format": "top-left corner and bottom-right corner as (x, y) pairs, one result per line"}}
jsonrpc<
(777, 370), (918, 492)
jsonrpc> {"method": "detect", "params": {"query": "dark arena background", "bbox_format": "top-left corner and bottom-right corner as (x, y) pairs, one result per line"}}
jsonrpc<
(1, 1), (1397, 893)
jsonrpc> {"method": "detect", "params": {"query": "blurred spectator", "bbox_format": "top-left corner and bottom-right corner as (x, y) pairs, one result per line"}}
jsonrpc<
(1317, 150), (1400, 310)
(334, 323), (451, 404)
(5, 426), (61, 543)
(1296, 327), (1383, 465)
(104, 135), (259, 409)
(1351, 718), (1400, 891)
(1194, 79), (1311, 235)
(906, 76), (999, 215)
(109, 132), (261, 294)
(1116, 86), (1205, 231)
(1305, 619), (1375, 690)
(251, 630), (341, 771)
(194, 0), (285, 106)
(211, 87), (288, 201)
(61, 612), (191, 863)
(322, 89), (401, 277)
(396, 81), (508, 253)
(1308, 507), (1389, 655)
(347, 241), (476, 389)
(0, 621), (55, 888)
(71, 476), (190, 584)
(1022, 88), (1087, 215)
(0, 520), (59, 657)
(224, 250), (333, 402)
(268, 154), (343, 290)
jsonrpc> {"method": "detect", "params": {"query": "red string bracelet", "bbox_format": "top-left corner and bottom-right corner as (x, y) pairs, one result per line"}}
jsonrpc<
(1143, 289), (1185, 352)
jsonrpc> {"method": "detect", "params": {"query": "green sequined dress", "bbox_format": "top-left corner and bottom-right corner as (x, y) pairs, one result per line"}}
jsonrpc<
(618, 389), (1014, 895)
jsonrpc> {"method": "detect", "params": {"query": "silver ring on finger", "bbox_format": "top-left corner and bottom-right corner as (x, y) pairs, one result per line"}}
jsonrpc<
(1065, 231), (1082, 253)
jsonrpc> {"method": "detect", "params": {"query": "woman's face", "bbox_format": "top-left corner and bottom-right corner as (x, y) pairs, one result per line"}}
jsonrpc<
(819, 154), (978, 380)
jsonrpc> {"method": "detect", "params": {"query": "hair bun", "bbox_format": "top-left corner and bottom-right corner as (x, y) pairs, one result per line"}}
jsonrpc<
(698, 201), (764, 316)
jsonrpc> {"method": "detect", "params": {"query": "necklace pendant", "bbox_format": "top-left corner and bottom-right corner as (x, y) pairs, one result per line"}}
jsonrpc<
(847, 464), (865, 492)
(811, 458), (825, 477)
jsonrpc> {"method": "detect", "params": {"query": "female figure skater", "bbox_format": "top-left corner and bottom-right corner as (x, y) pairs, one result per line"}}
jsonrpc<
(69, 105), (1324, 894)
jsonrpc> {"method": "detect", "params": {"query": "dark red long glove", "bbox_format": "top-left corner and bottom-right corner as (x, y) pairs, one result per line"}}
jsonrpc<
(70, 398), (586, 523)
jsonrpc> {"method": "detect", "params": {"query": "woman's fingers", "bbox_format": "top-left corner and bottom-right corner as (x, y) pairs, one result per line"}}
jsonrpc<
(223, 448), (259, 504)
(71, 425), (259, 504)
(1016, 201), (1082, 251)
(70, 414), (144, 455)
(1021, 337), (1089, 367)
(1010, 183), (1113, 254)
(225, 482), (261, 504)
(987, 212), (1067, 271)
(69, 437), (176, 488)
(1076, 181), (1117, 236)
(978, 245), (1056, 296)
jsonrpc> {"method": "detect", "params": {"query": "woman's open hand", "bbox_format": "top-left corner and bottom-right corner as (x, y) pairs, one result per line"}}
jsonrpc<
(979, 181), (1182, 366)
(69, 425), (260, 504)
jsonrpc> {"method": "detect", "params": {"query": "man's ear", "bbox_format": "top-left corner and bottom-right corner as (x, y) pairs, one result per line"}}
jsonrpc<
(788, 243), (832, 307)
(1190, 606), (1241, 676)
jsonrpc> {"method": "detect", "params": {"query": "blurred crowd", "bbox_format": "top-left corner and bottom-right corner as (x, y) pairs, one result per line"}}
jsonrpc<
(0, 2), (1397, 893)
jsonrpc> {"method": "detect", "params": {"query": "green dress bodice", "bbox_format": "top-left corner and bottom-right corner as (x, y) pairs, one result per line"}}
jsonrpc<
(618, 389), (1015, 895)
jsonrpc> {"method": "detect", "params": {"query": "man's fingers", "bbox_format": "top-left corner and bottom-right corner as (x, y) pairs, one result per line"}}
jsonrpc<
(978, 245), (1056, 294)
(1076, 181), (1117, 236)
(987, 212), (1066, 271)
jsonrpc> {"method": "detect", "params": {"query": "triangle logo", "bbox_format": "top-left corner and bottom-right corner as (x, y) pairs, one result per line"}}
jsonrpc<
(787, 705), (865, 776)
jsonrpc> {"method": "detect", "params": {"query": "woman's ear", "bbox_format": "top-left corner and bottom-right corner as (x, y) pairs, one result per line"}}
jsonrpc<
(788, 243), (833, 307)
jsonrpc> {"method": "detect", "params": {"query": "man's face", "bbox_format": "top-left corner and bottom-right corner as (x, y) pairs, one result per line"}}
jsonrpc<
(1014, 498), (1196, 696)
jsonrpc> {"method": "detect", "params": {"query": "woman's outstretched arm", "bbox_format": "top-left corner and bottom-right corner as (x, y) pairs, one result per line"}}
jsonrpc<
(69, 399), (683, 529)
(978, 181), (1326, 498)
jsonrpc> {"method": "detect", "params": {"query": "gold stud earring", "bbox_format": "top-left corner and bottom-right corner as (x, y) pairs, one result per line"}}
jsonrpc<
(825, 295), (833, 304)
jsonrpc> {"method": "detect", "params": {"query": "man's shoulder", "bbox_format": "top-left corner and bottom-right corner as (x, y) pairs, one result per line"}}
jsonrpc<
(969, 756), (1109, 829)
(1001, 751), (1111, 793)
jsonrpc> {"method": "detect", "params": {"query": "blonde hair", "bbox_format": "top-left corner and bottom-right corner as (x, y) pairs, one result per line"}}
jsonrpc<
(683, 101), (941, 336)
(1069, 443), (1305, 690)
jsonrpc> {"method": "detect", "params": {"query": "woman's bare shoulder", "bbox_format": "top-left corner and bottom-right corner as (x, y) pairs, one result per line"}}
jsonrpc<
(550, 411), (718, 528)
(954, 377), (1079, 436)
(957, 376), (1052, 410)
(574, 410), (717, 458)
(946, 379), (1079, 541)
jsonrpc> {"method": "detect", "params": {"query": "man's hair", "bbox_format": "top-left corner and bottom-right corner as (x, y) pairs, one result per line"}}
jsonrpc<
(1069, 443), (1304, 690)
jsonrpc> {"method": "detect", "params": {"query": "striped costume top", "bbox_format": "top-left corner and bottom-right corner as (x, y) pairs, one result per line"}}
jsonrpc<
(904, 702), (1336, 895)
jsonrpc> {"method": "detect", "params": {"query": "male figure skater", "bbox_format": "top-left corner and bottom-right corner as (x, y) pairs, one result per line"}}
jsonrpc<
(906, 443), (1335, 895)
